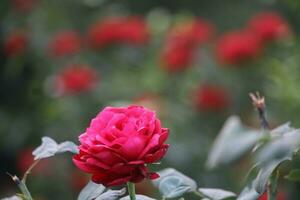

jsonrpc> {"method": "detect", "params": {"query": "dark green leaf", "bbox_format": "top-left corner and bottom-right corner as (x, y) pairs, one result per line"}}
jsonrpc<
(285, 169), (300, 181)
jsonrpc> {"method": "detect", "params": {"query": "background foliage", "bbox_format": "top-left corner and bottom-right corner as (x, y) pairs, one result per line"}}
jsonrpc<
(1, 0), (300, 199)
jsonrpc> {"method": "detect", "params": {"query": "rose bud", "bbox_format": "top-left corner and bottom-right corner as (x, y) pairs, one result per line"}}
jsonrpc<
(4, 31), (28, 57)
(195, 84), (231, 111)
(248, 12), (291, 43)
(73, 105), (169, 187)
(54, 64), (98, 95)
(49, 31), (81, 57)
(215, 30), (262, 65)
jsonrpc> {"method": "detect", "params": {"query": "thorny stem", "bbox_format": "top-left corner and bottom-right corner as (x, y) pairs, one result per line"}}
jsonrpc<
(249, 92), (277, 200)
(22, 159), (40, 184)
(7, 173), (33, 200)
(127, 182), (136, 200)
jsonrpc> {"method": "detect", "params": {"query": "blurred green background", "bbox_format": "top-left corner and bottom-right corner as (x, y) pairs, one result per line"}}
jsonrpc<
(1, 0), (300, 199)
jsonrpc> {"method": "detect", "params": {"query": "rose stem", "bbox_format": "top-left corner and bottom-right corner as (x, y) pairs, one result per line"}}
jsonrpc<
(22, 159), (40, 184)
(249, 92), (277, 200)
(127, 182), (136, 200)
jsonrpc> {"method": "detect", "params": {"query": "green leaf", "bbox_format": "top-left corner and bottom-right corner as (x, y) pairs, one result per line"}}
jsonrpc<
(198, 188), (236, 200)
(206, 116), (262, 169)
(33, 137), (78, 160)
(285, 169), (300, 181)
(152, 168), (197, 199)
(120, 195), (156, 200)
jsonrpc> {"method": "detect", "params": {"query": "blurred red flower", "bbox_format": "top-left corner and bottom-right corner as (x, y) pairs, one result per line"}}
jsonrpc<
(215, 30), (262, 65)
(4, 31), (28, 57)
(161, 43), (194, 73)
(49, 31), (81, 57)
(54, 64), (98, 95)
(87, 16), (149, 48)
(259, 191), (287, 200)
(195, 84), (231, 111)
(17, 148), (49, 175)
(248, 12), (291, 43)
(161, 19), (214, 73)
(12, 0), (38, 13)
(70, 170), (89, 191)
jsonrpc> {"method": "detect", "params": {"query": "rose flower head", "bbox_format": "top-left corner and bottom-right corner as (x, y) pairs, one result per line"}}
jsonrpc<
(87, 16), (149, 49)
(49, 31), (81, 57)
(215, 30), (262, 65)
(54, 64), (98, 95)
(161, 18), (214, 73)
(12, 0), (38, 13)
(248, 11), (291, 43)
(4, 31), (28, 57)
(73, 105), (169, 187)
(195, 84), (231, 111)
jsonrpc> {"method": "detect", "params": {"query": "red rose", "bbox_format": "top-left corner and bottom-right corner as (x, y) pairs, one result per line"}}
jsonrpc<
(167, 20), (215, 46)
(73, 105), (169, 187)
(248, 12), (291, 42)
(54, 64), (98, 95)
(161, 19), (214, 72)
(49, 31), (81, 57)
(195, 84), (231, 111)
(12, 0), (38, 13)
(4, 31), (27, 57)
(215, 30), (262, 65)
(87, 16), (149, 49)
(161, 43), (194, 73)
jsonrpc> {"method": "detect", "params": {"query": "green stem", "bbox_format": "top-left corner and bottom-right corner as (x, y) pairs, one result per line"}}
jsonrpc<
(268, 171), (278, 200)
(127, 182), (136, 200)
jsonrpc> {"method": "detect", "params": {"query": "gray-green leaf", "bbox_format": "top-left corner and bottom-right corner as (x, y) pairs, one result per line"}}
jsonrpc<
(95, 188), (126, 200)
(120, 195), (156, 200)
(33, 136), (78, 160)
(78, 181), (105, 200)
(198, 188), (236, 200)
(152, 168), (197, 199)
(206, 116), (262, 169)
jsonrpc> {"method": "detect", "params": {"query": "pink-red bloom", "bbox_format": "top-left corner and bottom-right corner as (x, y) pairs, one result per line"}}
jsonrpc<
(54, 64), (98, 95)
(87, 16), (149, 49)
(161, 19), (214, 73)
(215, 30), (262, 65)
(195, 84), (231, 111)
(73, 106), (169, 187)
(12, 0), (38, 13)
(4, 31), (28, 57)
(248, 12), (291, 43)
(49, 31), (81, 57)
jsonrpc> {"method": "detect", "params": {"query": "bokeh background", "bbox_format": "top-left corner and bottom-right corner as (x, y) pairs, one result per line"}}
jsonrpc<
(1, 0), (300, 199)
